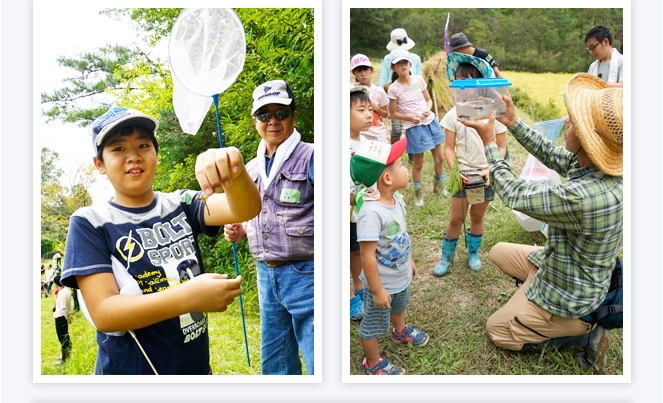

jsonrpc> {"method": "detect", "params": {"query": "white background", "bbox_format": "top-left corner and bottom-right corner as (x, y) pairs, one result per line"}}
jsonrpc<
(3, 0), (662, 401)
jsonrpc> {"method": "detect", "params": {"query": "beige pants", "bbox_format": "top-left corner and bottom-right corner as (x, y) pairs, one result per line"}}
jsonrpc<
(486, 242), (593, 351)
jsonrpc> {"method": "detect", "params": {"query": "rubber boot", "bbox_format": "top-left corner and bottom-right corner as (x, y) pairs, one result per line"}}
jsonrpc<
(433, 234), (458, 276)
(576, 325), (610, 372)
(466, 229), (483, 272)
(414, 188), (424, 207)
(433, 173), (450, 198)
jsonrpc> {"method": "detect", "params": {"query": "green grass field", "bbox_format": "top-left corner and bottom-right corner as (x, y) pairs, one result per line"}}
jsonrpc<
(348, 65), (623, 375)
(40, 279), (264, 375)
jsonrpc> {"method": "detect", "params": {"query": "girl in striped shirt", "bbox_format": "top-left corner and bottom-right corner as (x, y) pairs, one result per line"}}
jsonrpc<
(387, 49), (447, 207)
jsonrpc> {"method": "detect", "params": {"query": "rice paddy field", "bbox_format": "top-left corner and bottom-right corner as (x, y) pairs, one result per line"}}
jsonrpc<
(501, 71), (575, 118)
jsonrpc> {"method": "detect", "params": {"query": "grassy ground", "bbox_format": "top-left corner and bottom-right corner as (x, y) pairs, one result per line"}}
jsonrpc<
(40, 265), (266, 375)
(349, 62), (623, 375)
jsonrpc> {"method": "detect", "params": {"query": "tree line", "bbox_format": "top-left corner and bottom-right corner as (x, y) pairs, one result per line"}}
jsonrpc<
(350, 8), (623, 74)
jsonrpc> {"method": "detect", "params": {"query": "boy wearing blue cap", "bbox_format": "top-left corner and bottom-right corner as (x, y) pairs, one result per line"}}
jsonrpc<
(60, 106), (261, 375)
(351, 138), (428, 375)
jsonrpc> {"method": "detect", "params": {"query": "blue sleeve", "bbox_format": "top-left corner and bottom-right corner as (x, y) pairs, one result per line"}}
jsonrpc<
(308, 152), (314, 185)
(61, 215), (113, 289)
(378, 56), (392, 88)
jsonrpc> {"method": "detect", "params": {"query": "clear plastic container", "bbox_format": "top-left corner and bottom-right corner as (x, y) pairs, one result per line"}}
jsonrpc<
(450, 78), (512, 121)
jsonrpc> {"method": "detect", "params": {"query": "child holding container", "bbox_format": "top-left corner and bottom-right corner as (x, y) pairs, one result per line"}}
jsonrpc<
(387, 48), (448, 207)
(434, 53), (508, 276)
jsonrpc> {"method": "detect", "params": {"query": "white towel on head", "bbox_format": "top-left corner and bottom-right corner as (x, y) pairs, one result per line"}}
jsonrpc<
(256, 129), (301, 188)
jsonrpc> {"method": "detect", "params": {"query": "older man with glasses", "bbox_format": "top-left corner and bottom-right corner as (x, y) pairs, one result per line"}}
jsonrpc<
(223, 79), (315, 375)
(585, 24), (624, 88)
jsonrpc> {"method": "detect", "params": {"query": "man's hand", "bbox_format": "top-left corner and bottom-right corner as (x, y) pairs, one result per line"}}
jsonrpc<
(195, 147), (245, 196)
(459, 111), (498, 146)
(224, 223), (246, 243)
(496, 94), (517, 128)
(372, 287), (392, 310)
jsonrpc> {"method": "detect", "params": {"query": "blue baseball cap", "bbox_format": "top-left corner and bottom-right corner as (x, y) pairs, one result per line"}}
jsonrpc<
(91, 106), (159, 156)
(390, 48), (412, 64)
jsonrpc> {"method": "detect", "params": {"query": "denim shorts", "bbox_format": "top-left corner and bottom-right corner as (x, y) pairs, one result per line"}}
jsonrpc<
(350, 222), (359, 252)
(404, 117), (445, 154)
(452, 184), (495, 202)
(358, 285), (410, 339)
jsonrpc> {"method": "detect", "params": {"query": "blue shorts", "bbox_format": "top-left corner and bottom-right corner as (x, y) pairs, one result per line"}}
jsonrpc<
(452, 184), (495, 202)
(358, 285), (410, 339)
(405, 118), (445, 155)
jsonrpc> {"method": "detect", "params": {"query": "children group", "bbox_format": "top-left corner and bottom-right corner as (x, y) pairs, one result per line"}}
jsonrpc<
(349, 27), (624, 375)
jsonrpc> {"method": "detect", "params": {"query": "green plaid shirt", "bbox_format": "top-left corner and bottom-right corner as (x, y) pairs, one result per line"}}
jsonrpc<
(485, 118), (623, 319)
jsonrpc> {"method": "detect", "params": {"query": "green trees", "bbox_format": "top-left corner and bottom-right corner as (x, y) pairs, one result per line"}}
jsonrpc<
(41, 147), (97, 255)
(349, 8), (623, 74)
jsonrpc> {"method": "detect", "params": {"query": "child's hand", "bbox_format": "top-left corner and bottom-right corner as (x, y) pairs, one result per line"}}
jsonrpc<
(480, 170), (490, 188)
(411, 115), (421, 124)
(421, 110), (430, 117)
(224, 223), (246, 243)
(411, 258), (417, 279)
(372, 287), (392, 310)
(350, 193), (356, 206)
(195, 147), (245, 196)
(186, 273), (242, 313)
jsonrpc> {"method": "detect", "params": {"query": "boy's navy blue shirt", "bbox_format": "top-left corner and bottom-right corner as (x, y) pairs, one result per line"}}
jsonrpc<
(62, 190), (219, 375)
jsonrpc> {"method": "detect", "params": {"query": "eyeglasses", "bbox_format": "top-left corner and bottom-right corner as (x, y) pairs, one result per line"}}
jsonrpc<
(255, 109), (292, 122)
(586, 41), (602, 52)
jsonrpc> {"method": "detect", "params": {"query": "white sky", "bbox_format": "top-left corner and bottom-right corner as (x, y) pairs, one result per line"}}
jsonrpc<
(34, 2), (168, 204)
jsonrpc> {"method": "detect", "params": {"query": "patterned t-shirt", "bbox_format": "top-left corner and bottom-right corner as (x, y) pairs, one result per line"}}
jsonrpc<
(61, 191), (219, 375)
(387, 75), (435, 130)
(357, 195), (412, 293)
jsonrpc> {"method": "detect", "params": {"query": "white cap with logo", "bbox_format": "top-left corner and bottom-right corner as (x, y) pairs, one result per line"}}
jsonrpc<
(251, 80), (294, 115)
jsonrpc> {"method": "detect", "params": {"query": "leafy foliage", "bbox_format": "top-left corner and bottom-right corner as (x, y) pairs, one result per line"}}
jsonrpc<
(41, 148), (97, 256)
(350, 8), (623, 74)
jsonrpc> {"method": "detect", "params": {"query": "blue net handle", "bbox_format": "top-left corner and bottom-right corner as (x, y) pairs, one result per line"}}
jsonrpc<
(533, 118), (566, 143)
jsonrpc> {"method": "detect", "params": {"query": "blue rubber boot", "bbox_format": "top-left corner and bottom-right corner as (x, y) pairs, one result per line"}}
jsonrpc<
(466, 229), (483, 272)
(433, 234), (458, 277)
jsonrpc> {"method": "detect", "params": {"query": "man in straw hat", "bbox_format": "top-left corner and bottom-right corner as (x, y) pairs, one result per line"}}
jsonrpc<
(460, 73), (623, 372)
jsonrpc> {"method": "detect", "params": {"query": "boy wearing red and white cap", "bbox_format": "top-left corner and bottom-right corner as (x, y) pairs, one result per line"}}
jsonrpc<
(351, 54), (389, 144)
(351, 138), (428, 375)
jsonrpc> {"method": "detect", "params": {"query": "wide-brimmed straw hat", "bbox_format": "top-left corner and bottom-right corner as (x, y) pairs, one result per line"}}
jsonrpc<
(565, 73), (623, 176)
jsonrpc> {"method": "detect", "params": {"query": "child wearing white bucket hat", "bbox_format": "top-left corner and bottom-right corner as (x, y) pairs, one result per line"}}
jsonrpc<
(378, 28), (423, 160)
